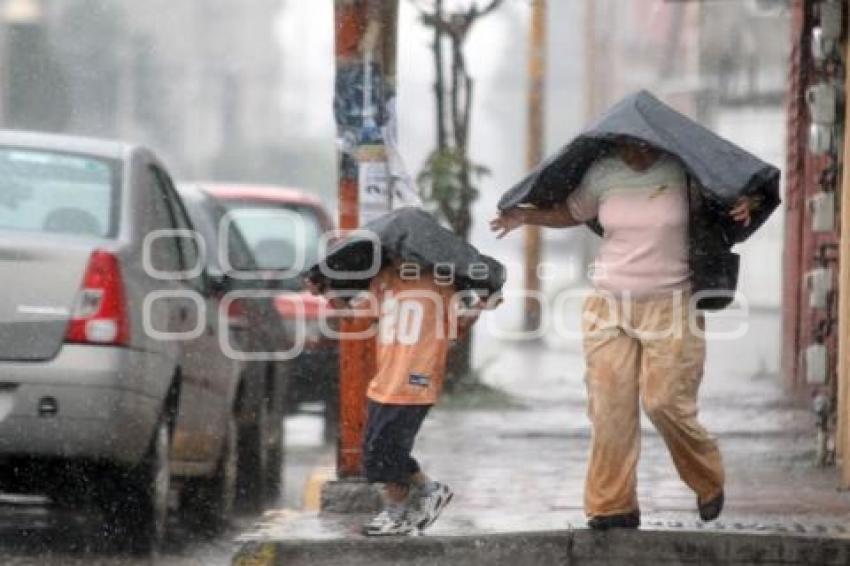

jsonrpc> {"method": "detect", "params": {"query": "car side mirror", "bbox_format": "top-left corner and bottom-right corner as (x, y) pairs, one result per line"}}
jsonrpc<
(207, 271), (233, 296)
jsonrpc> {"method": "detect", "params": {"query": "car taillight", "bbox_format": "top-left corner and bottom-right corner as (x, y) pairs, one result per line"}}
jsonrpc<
(65, 250), (130, 346)
(227, 299), (250, 328)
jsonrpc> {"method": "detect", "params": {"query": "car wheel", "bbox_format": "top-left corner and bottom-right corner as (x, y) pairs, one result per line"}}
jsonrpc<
(104, 419), (170, 554)
(182, 414), (237, 535)
(237, 398), (269, 512)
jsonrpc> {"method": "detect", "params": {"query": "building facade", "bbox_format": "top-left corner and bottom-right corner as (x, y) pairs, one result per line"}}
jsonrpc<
(783, 0), (850, 484)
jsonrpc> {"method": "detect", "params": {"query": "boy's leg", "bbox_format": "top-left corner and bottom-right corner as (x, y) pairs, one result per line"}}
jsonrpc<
(411, 476), (453, 531)
(410, 471), (432, 487)
(400, 415), (454, 531)
(363, 401), (419, 485)
(371, 404), (452, 532)
(384, 481), (410, 504)
(362, 401), (431, 536)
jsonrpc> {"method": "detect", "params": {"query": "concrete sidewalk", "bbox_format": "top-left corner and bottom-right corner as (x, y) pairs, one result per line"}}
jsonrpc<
(233, 317), (850, 565)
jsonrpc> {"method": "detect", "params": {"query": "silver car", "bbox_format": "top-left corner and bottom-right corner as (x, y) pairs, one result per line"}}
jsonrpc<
(0, 131), (241, 550)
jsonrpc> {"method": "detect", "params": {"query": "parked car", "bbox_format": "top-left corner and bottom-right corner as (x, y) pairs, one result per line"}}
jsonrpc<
(192, 184), (340, 441)
(0, 131), (246, 551)
(176, 184), (287, 509)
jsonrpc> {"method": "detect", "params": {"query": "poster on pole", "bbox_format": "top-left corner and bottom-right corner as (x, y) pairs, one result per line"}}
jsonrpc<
(358, 151), (392, 223)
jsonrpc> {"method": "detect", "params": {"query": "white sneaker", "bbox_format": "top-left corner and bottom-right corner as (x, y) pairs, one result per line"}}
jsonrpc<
(412, 482), (454, 531)
(362, 507), (416, 537)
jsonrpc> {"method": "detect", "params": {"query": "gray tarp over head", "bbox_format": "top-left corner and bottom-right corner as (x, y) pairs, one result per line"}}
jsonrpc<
(305, 207), (506, 295)
(498, 90), (781, 243)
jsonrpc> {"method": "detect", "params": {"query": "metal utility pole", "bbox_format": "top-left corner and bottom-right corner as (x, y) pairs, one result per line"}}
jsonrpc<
(333, 0), (397, 478)
(583, 0), (597, 125)
(523, 0), (546, 332)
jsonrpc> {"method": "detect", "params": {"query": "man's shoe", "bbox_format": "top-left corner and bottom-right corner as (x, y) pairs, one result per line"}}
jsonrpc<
(411, 482), (454, 531)
(587, 510), (640, 530)
(362, 508), (416, 537)
(698, 490), (724, 522)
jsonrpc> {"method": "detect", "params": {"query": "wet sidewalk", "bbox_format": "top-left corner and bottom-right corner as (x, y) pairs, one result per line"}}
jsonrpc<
(234, 310), (850, 564)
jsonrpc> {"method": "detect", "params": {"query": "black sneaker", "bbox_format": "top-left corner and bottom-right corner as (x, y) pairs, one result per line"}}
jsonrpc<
(587, 510), (641, 530)
(698, 490), (724, 522)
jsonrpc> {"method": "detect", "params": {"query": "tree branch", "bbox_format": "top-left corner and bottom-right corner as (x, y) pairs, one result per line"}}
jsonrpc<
(473, 0), (504, 19)
(410, 0), (503, 241)
(418, 11), (456, 36)
(433, 0), (447, 149)
(449, 34), (462, 148)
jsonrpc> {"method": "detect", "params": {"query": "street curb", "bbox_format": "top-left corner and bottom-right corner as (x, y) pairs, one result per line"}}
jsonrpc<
(319, 479), (384, 513)
(232, 526), (850, 566)
(303, 467), (335, 511)
(232, 542), (278, 566)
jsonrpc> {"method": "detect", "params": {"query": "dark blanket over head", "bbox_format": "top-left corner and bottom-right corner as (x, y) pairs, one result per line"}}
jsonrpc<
(305, 207), (506, 295)
(498, 90), (781, 243)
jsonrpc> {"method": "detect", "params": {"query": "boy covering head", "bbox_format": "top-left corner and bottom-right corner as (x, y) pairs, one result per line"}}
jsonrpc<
(306, 207), (504, 536)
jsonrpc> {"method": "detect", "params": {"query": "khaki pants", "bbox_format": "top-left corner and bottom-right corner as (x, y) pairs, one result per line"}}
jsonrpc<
(582, 292), (724, 517)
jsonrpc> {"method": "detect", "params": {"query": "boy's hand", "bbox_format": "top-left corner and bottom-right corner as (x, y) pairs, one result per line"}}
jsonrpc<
(483, 292), (503, 310)
(453, 298), (484, 342)
(457, 311), (480, 338)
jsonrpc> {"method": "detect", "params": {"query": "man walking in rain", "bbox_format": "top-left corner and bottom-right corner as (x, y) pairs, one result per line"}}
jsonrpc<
(491, 91), (780, 530)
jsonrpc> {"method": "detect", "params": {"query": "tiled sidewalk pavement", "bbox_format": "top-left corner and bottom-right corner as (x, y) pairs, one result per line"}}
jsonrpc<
(414, 399), (850, 531)
(237, 348), (850, 565)
(236, 330), (850, 565)
(247, 337), (850, 538)
(410, 331), (850, 530)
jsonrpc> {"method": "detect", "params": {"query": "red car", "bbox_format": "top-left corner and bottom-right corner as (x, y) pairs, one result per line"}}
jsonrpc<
(196, 184), (340, 442)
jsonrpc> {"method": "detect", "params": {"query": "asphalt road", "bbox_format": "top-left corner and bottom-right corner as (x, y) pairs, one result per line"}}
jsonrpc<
(0, 414), (333, 566)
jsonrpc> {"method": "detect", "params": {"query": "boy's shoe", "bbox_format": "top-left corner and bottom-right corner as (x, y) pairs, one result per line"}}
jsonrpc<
(698, 490), (724, 522)
(362, 507), (416, 537)
(586, 510), (641, 530)
(412, 481), (454, 531)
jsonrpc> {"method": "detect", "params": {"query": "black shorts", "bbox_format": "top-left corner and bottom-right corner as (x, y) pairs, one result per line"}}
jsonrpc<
(362, 400), (431, 485)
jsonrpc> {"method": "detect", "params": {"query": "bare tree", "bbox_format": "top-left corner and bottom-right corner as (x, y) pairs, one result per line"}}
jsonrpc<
(413, 0), (503, 242)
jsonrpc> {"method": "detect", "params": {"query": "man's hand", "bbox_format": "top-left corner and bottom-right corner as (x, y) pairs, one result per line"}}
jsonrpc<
(729, 197), (756, 227)
(489, 208), (524, 239)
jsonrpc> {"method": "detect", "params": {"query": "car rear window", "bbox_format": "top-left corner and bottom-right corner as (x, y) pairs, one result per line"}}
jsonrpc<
(0, 147), (120, 238)
(180, 190), (258, 273)
(222, 201), (323, 272)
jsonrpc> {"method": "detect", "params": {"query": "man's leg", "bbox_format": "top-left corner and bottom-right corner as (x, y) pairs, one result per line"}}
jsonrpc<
(637, 297), (725, 514)
(583, 295), (642, 520)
